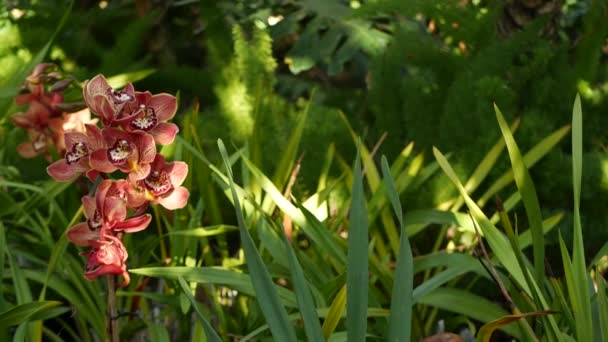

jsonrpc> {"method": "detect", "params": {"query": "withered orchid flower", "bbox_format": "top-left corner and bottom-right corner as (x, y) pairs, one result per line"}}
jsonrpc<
(82, 235), (130, 287)
(139, 155), (189, 210)
(117, 91), (179, 145)
(90, 128), (156, 182)
(83, 74), (135, 126)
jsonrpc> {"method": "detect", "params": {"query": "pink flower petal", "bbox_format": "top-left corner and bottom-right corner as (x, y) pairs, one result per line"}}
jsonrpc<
(67, 222), (99, 246)
(64, 131), (88, 148)
(85, 124), (104, 149)
(148, 93), (177, 121)
(82, 195), (96, 219)
(113, 214), (152, 233)
(159, 186), (189, 210)
(151, 122), (179, 145)
(17, 142), (39, 158)
(128, 163), (151, 183)
(84, 75), (111, 104)
(47, 159), (79, 181)
(95, 180), (113, 218)
(90, 149), (118, 173)
(166, 161), (188, 187)
(136, 132), (157, 163)
(92, 94), (116, 125)
(104, 197), (128, 227)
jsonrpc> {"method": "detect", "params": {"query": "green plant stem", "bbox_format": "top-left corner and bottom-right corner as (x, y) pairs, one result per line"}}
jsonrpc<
(153, 205), (168, 262)
(106, 275), (119, 342)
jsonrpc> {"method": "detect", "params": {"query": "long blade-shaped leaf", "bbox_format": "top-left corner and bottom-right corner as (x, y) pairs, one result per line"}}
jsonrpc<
(570, 94), (593, 341)
(382, 157), (412, 342)
(347, 145), (368, 342)
(278, 222), (324, 342)
(177, 277), (222, 342)
(217, 139), (297, 341)
(322, 284), (347, 339)
(0, 301), (62, 327)
(495, 105), (545, 285)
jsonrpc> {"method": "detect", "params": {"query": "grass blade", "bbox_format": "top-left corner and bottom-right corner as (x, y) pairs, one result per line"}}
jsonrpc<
(347, 144), (369, 342)
(570, 94), (593, 341)
(381, 156), (413, 342)
(217, 139), (297, 341)
(322, 284), (347, 339)
(495, 104), (545, 287)
(278, 222), (324, 342)
(177, 277), (222, 342)
(596, 273), (608, 340)
(0, 301), (62, 327)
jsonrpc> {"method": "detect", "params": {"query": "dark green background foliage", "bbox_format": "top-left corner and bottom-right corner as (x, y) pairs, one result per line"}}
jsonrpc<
(3, 0), (608, 250)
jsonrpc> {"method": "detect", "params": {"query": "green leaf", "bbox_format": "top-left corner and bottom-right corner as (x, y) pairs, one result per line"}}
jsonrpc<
(596, 273), (608, 341)
(145, 321), (170, 342)
(217, 139), (297, 341)
(382, 156), (413, 342)
(433, 147), (527, 292)
(177, 277), (222, 342)
(347, 144), (369, 342)
(478, 124), (571, 207)
(570, 94), (593, 341)
(0, 301), (62, 327)
(322, 284), (347, 339)
(278, 221), (324, 342)
(495, 104), (545, 285)
(417, 288), (520, 339)
(130, 267), (297, 307)
(106, 69), (156, 88)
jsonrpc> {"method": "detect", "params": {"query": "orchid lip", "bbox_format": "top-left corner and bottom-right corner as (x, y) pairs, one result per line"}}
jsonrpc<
(108, 139), (132, 164)
(144, 170), (172, 195)
(87, 211), (102, 230)
(66, 142), (89, 164)
(130, 107), (157, 131)
(106, 88), (134, 104)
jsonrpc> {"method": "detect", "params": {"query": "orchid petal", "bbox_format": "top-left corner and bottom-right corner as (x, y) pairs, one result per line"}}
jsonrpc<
(150, 122), (179, 145)
(148, 93), (177, 121)
(159, 186), (189, 210)
(18, 142), (40, 158)
(166, 161), (188, 187)
(90, 149), (118, 173)
(113, 214), (152, 233)
(81, 195), (96, 219)
(67, 222), (99, 246)
(47, 159), (79, 181)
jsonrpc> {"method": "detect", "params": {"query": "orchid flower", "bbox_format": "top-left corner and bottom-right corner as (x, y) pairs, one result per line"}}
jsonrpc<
(116, 91), (179, 145)
(47, 124), (105, 181)
(138, 154), (189, 210)
(12, 92), (64, 159)
(90, 128), (156, 182)
(83, 74), (135, 126)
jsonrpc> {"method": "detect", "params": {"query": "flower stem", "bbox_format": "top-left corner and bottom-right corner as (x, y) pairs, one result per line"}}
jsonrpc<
(106, 275), (119, 342)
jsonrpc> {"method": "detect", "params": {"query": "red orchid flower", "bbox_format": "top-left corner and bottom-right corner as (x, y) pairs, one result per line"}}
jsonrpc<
(138, 154), (189, 210)
(67, 180), (151, 246)
(12, 92), (65, 159)
(82, 234), (130, 287)
(90, 128), (156, 182)
(83, 74), (135, 126)
(47, 124), (105, 181)
(116, 91), (179, 145)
